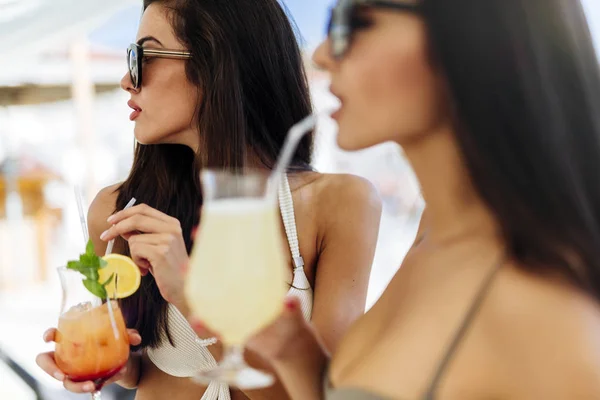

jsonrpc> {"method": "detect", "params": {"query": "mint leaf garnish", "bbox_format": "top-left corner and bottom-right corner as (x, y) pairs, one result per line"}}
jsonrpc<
(67, 261), (81, 270)
(80, 253), (98, 268)
(86, 240), (95, 257)
(79, 267), (99, 281)
(83, 279), (107, 299)
(66, 240), (113, 299)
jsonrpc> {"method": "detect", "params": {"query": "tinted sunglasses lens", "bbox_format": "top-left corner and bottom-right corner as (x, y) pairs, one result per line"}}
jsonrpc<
(128, 47), (139, 87)
(326, 7), (334, 36)
(329, 1), (353, 59)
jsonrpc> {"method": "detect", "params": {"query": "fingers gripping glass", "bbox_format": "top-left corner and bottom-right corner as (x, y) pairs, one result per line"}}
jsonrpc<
(127, 43), (192, 89)
(327, 0), (421, 60)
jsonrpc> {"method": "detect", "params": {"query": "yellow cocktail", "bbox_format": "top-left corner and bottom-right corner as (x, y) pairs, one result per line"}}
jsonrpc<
(184, 170), (288, 389)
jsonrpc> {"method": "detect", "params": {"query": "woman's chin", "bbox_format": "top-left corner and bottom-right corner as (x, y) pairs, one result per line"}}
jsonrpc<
(133, 137), (154, 145)
(133, 129), (161, 145)
(336, 131), (376, 152)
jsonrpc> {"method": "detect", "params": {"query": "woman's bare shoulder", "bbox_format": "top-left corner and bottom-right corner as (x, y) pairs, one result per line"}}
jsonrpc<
(309, 172), (382, 215)
(88, 183), (121, 222)
(87, 183), (122, 252)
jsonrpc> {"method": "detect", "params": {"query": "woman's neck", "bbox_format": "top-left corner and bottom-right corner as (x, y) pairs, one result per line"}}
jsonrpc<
(402, 125), (499, 245)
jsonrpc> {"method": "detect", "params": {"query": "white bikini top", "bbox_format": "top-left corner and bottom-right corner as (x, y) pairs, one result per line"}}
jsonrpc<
(147, 175), (314, 399)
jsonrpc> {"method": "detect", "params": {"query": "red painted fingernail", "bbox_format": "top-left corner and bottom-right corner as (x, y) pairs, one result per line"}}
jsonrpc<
(191, 319), (204, 331)
(285, 298), (297, 311)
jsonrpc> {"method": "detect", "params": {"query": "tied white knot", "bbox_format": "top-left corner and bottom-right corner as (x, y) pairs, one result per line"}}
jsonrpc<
(287, 256), (313, 320)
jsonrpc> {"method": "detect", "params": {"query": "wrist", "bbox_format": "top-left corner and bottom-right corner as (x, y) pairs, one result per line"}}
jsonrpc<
(168, 292), (191, 319)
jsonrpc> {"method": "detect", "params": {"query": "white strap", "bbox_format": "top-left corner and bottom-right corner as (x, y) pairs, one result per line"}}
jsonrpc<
(278, 175), (313, 321)
(278, 174), (304, 270)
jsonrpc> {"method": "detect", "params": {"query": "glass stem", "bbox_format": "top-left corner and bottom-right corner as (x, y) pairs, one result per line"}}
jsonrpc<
(91, 391), (102, 400)
(220, 344), (246, 369)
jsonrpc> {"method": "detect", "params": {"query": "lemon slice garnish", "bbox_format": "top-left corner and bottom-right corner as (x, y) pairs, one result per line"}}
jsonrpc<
(99, 254), (141, 299)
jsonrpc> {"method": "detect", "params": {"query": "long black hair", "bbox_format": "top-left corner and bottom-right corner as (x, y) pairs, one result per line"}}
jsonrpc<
(115, 0), (313, 348)
(423, 0), (600, 297)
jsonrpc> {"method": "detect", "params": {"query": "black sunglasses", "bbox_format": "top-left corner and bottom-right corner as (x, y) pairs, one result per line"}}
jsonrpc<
(327, 0), (421, 60)
(127, 43), (192, 89)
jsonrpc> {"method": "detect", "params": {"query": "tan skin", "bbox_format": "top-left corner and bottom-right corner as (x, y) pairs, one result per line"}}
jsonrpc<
(90, 171), (380, 400)
(35, 3), (382, 399)
(222, 2), (600, 399)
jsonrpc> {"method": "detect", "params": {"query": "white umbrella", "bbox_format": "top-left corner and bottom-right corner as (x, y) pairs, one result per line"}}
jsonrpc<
(0, 0), (139, 64)
(0, 0), (140, 203)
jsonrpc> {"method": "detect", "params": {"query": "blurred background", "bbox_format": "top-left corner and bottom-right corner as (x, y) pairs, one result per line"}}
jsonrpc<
(0, 0), (599, 398)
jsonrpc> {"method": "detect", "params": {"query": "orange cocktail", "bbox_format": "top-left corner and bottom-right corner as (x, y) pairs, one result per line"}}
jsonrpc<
(55, 301), (129, 388)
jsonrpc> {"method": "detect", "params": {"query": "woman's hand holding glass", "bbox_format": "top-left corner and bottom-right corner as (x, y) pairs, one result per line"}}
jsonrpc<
(36, 328), (142, 393)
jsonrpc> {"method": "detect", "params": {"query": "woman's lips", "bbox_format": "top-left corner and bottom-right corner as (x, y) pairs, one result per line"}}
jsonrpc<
(331, 107), (342, 120)
(128, 100), (142, 121)
(129, 110), (141, 121)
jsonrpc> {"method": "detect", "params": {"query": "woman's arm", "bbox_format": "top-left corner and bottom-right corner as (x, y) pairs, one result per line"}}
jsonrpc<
(311, 174), (382, 353)
(88, 184), (121, 256)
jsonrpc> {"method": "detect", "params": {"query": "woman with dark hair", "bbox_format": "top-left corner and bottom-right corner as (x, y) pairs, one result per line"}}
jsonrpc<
(225, 0), (600, 398)
(35, 0), (382, 399)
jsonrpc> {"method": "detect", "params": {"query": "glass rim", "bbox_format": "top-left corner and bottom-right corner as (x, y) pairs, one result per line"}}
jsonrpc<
(56, 266), (81, 272)
(56, 266), (88, 279)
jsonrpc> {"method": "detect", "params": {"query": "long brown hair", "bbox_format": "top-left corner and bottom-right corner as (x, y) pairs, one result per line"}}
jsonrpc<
(423, 0), (600, 297)
(115, 0), (313, 348)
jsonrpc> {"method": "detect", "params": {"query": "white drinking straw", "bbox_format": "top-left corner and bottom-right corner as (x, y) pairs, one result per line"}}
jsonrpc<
(267, 111), (331, 201)
(74, 186), (89, 244)
(103, 197), (136, 340)
(105, 197), (137, 256)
